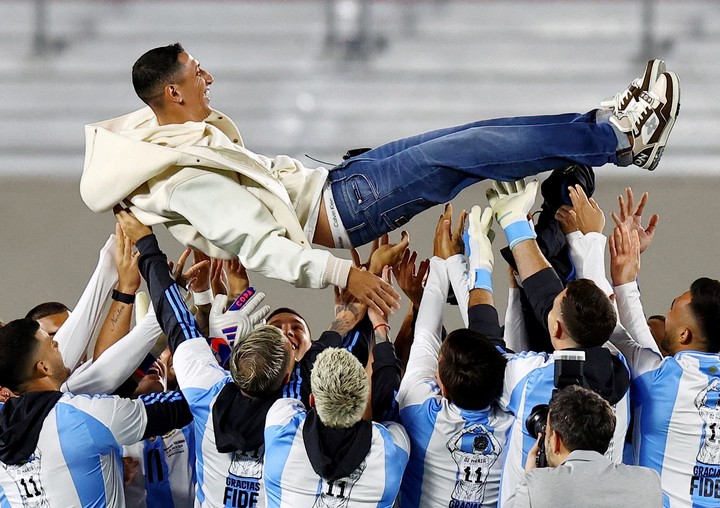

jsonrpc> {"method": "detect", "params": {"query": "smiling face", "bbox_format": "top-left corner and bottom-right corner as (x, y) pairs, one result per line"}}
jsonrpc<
(172, 51), (214, 122)
(267, 312), (312, 361)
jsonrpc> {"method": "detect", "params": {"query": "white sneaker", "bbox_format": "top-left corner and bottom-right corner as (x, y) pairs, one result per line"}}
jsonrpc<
(609, 71), (680, 171)
(601, 59), (666, 113)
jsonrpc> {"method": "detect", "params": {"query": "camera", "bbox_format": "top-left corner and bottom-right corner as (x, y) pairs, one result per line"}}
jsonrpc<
(525, 350), (586, 467)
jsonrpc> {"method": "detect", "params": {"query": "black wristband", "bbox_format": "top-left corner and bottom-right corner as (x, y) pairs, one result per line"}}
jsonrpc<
(112, 289), (136, 305)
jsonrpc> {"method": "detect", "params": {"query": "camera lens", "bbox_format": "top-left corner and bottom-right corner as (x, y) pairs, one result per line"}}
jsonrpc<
(525, 404), (549, 439)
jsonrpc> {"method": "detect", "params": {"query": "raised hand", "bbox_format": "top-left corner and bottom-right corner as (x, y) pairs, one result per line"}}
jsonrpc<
(170, 248), (211, 290)
(554, 205), (579, 235)
(609, 224), (641, 286)
(224, 258), (250, 298)
(210, 259), (228, 297)
(368, 232), (410, 276)
(188, 250), (211, 293)
(114, 205), (152, 243)
(567, 184), (605, 234)
(611, 187), (659, 254)
(346, 266), (400, 318)
(209, 288), (271, 345)
(114, 223), (141, 294)
(394, 249), (429, 309)
(433, 203), (467, 259)
(486, 179), (539, 248)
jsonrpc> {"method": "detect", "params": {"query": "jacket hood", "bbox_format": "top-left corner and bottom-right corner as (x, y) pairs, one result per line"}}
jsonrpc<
(212, 383), (281, 453)
(573, 347), (631, 405)
(80, 107), (244, 213)
(0, 392), (63, 465)
(302, 409), (372, 482)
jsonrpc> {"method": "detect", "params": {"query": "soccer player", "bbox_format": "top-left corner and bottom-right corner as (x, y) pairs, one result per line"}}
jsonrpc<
(609, 222), (720, 506)
(452, 181), (632, 505)
(263, 347), (409, 507)
(0, 319), (192, 506)
(396, 211), (513, 508)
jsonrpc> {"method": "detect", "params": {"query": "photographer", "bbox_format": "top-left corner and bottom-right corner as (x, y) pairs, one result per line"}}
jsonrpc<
(507, 385), (662, 508)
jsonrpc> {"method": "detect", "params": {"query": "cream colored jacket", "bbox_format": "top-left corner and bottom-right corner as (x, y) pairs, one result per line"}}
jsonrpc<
(80, 107), (351, 289)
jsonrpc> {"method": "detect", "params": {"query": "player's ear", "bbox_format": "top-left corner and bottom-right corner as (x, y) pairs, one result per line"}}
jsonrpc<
(165, 84), (183, 104)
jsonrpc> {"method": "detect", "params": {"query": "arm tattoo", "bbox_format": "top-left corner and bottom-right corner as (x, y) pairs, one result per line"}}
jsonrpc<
(110, 306), (125, 332)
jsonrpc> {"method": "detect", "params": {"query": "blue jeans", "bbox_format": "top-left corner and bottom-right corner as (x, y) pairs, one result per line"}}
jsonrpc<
(326, 111), (621, 247)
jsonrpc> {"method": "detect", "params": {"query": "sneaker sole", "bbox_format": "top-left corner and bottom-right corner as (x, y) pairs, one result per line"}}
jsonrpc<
(644, 71), (680, 171)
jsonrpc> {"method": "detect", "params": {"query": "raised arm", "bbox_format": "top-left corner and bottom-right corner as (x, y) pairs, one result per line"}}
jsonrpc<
(55, 235), (118, 371)
(463, 205), (505, 348)
(504, 269), (529, 353)
(607, 225), (663, 375)
(93, 224), (142, 361)
(62, 307), (163, 395)
(488, 179), (563, 331)
(397, 211), (454, 409)
(393, 249), (429, 370)
(367, 267), (402, 423)
(609, 223), (662, 355)
(560, 184), (613, 296)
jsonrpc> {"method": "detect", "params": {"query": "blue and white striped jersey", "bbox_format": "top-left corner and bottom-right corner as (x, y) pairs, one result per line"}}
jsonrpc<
(497, 351), (631, 506)
(263, 398), (409, 508)
(397, 257), (514, 508)
(612, 282), (720, 507)
(174, 338), (265, 508)
(615, 331), (720, 507)
(0, 393), (148, 507)
(398, 387), (513, 508)
(124, 422), (196, 508)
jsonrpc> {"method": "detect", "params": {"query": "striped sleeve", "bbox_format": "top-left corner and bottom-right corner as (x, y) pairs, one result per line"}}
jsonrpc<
(136, 234), (205, 353)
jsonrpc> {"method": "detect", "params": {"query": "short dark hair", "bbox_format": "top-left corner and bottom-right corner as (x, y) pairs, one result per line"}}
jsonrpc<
(0, 319), (42, 393)
(267, 307), (307, 324)
(438, 329), (507, 410)
(561, 279), (616, 347)
(25, 302), (70, 321)
(549, 385), (615, 454)
(647, 315), (666, 322)
(689, 277), (720, 353)
(132, 43), (185, 107)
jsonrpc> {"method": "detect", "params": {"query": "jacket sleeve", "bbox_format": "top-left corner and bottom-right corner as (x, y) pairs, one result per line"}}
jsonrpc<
(446, 254), (470, 327)
(371, 341), (402, 423)
(566, 231), (614, 296)
(613, 281), (661, 355)
(167, 172), (352, 289)
(504, 287), (530, 353)
(55, 235), (118, 372)
(522, 267), (564, 332)
(397, 257), (447, 410)
(468, 304), (507, 351)
(136, 234), (205, 353)
(138, 391), (194, 440)
(61, 308), (162, 395)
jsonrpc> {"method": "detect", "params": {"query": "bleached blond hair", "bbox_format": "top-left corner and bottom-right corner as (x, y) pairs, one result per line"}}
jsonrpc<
(229, 325), (288, 396)
(310, 348), (369, 428)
